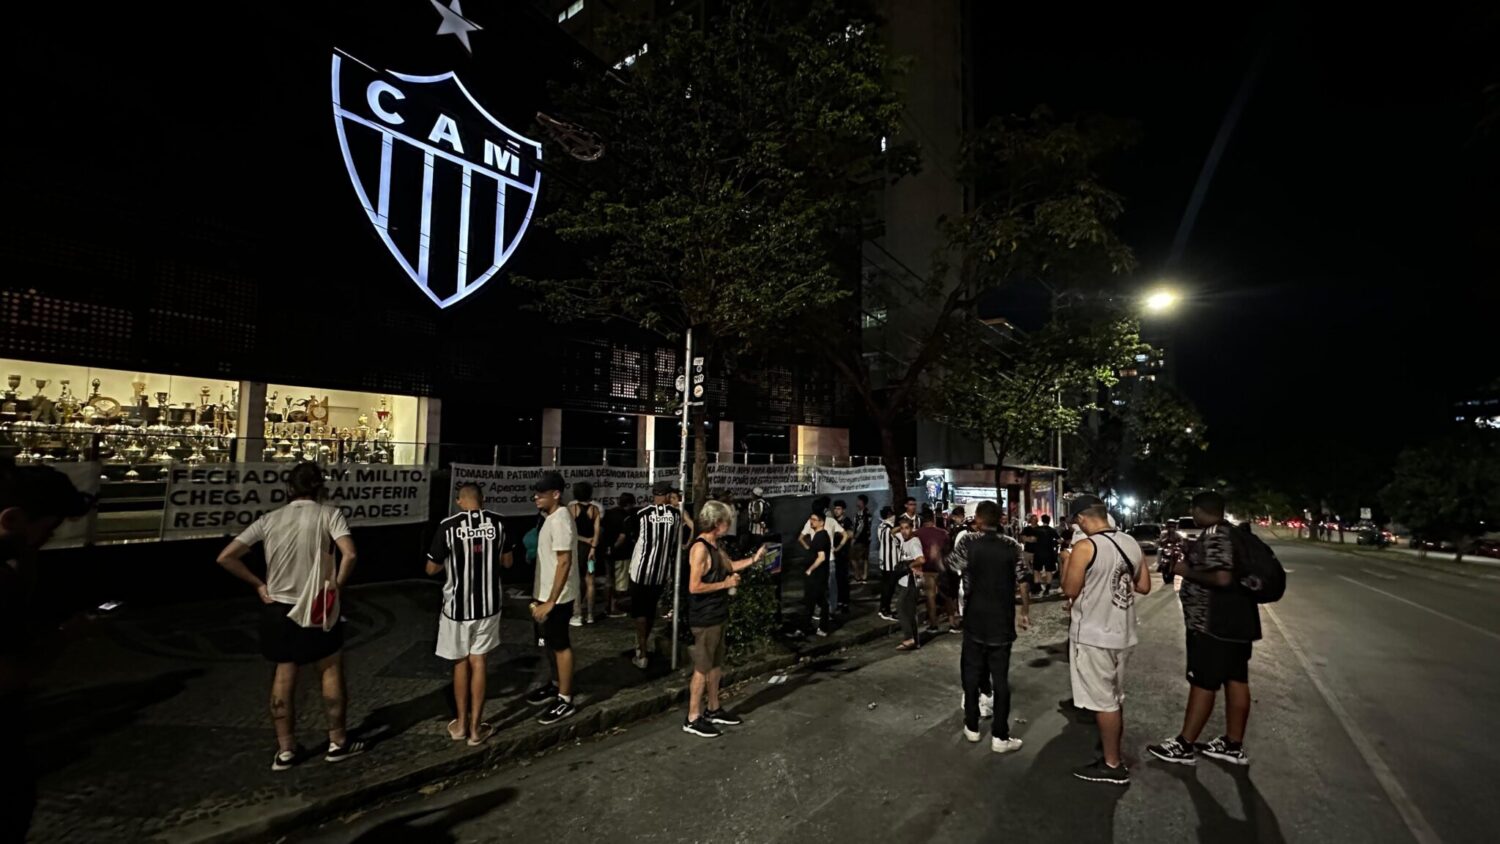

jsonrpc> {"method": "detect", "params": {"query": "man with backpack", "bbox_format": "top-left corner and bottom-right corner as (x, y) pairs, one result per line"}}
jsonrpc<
(1148, 491), (1280, 767)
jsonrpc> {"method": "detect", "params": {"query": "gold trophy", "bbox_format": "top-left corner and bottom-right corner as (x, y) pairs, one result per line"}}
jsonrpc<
(32, 378), (49, 400)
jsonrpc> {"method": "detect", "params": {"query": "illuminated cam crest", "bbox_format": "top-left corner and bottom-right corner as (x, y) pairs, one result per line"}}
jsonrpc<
(331, 53), (541, 308)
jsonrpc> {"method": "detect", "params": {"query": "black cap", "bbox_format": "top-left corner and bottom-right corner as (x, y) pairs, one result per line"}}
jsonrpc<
(0, 462), (95, 519)
(1067, 494), (1106, 519)
(651, 480), (673, 496)
(532, 470), (566, 493)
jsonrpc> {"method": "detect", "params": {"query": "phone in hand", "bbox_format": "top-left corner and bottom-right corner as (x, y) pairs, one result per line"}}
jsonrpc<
(96, 600), (124, 613)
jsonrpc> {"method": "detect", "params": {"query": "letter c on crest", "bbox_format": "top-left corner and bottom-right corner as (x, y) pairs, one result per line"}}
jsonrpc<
(366, 80), (406, 125)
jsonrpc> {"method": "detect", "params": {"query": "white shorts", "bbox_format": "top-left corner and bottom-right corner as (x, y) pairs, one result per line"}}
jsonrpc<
(1070, 641), (1133, 712)
(436, 613), (501, 661)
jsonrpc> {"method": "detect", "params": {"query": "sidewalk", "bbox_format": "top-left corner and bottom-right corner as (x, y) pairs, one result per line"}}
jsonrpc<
(25, 576), (909, 844)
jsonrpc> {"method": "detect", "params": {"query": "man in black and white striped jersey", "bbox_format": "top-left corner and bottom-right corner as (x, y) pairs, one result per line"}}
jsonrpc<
(876, 506), (901, 621)
(627, 480), (687, 669)
(425, 483), (511, 746)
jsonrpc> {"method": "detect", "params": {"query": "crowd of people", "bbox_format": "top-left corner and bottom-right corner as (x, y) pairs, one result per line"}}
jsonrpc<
(2, 456), (1272, 841)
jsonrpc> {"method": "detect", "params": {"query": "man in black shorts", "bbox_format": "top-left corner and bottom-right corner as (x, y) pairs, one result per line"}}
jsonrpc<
(1023, 514), (1060, 597)
(1148, 491), (1262, 767)
(626, 481), (685, 669)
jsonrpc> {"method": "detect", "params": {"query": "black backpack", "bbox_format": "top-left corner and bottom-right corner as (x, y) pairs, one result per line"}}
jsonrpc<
(1230, 527), (1286, 604)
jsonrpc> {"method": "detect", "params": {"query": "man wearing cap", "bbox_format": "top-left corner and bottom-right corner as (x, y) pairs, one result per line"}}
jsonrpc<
(1, 462), (94, 841)
(524, 470), (579, 725)
(1061, 494), (1151, 785)
(627, 480), (687, 668)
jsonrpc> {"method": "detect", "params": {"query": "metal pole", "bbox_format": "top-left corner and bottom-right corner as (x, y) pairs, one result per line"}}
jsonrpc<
(671, 327), (693, 670)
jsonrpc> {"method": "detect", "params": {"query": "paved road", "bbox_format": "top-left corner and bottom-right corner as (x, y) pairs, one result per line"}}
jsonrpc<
(301, 539), (1499, 844)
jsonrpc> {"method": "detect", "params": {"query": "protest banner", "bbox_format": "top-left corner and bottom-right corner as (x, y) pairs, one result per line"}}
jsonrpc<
(163, 463), (430, 539)
(449, 464), (652, 516)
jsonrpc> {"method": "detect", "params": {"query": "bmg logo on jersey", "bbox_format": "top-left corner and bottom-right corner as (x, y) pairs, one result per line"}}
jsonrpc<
(331, 52), (541, 309)
(456, 522), (497, 542)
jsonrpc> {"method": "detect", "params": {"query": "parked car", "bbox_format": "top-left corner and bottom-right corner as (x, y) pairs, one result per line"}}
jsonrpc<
(1128, 523), (1163, 555)
(1473, 539), (1500, 560)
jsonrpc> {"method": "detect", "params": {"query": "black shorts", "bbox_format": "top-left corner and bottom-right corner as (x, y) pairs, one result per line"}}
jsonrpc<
(259, 602), (343, 665)
(1185, 630), (1252, 691)
(1033, 556), (1059, 573)
(534, 600), (574, 651)
(630, 580), (667, 620)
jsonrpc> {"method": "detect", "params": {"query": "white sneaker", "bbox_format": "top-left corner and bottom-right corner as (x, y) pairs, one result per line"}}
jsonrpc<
(568, 615), (584, 628)
(631, 651), (648, 670)
(963, 727), (981, 743)
(992, 736), (1023, 754)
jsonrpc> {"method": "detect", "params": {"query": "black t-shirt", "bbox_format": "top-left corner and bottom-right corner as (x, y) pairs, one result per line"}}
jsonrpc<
(600, 506), (631, 557)
(956, 531), (1022, 646)
(1020, 526), (1040, 555)
(808, 530), (832, 567)
(1033, 525), (1059, 563)
(1181, 526), (1262, 642)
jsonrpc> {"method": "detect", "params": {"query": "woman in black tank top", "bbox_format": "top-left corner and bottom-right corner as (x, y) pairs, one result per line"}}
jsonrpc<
(569, 482), (601, 624)
(682, 501), (767, 738)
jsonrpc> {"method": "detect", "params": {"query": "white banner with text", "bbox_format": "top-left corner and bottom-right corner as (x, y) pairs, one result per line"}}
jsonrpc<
(162, 464), (430, 539)
(813, 465), (891, 494)
(449, 464), (651, 516)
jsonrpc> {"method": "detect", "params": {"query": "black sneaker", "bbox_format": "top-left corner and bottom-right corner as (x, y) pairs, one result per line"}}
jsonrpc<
(537, 699), (576, 725)
(682, 717), (722, 738)
(1072, 757), (1130, 785)
(1147, 736), (1198, 765)
(525, 683), (559, 706)
(1198, 736), (1250, 766)
(324, 739), (368, 763)
(705, 708), (743, 726)
(271, 747), (302, 772)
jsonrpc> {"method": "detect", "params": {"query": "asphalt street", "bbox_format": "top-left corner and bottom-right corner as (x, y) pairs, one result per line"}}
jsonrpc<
(300, 539), (1499, 844)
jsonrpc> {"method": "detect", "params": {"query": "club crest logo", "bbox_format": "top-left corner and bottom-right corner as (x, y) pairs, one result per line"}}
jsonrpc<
(331, 52), (541, 308)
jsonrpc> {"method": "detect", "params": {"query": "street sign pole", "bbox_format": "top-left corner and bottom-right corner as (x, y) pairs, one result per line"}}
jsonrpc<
(671, 327), (693, 670)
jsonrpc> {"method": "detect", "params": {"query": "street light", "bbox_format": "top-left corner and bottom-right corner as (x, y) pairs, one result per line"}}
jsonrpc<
(1143, 289), (1179, 314)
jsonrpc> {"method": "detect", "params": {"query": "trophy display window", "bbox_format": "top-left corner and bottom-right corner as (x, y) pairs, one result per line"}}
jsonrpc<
(0, 358), (239, 474)
(261, 384), (421, 466)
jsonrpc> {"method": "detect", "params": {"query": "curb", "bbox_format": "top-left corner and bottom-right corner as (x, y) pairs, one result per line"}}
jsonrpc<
(163, 618), (903, 844)
(1265, 534), (1500, 581)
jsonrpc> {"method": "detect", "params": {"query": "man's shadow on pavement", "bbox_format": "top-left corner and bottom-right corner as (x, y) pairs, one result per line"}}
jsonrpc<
(1017, 715), (1128, 840)
(349, 786), (518, 843)
(1162, 762), (1285, 844)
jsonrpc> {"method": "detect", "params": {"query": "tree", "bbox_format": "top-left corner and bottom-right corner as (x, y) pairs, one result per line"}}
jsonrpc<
(938, 309), (1145, 494)
(1070, 379), (1208, 510)
(813, 109), (1137, 499)
(516, 1), (916, 504)
(1380, 431), (1500, 560)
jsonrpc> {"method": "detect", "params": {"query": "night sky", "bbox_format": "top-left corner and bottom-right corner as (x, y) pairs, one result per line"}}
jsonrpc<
(974, 2), (1500, 506)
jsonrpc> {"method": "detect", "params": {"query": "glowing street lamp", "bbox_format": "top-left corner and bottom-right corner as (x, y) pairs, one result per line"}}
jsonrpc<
(1143, 289), (1179, 314)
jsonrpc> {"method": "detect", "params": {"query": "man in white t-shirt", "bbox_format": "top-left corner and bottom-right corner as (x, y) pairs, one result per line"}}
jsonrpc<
(525, 470), (580, 726)
(216, 463), (364, 772)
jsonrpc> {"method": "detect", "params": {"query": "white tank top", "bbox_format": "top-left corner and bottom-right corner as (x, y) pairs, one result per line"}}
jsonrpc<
(1069, 530), (1144, 649)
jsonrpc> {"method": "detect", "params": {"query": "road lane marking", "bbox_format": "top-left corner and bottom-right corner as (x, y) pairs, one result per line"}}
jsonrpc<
(1361, 568), (1398, 580)
(1267, 606), (1441, 844)
(1337, 575), (1500, 643)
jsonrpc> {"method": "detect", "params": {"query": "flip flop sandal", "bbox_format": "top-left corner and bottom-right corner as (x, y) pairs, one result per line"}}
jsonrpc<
(896, 642), (918, 652)
(467, 722), (495, 747)
(447, 719), (467, 741)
